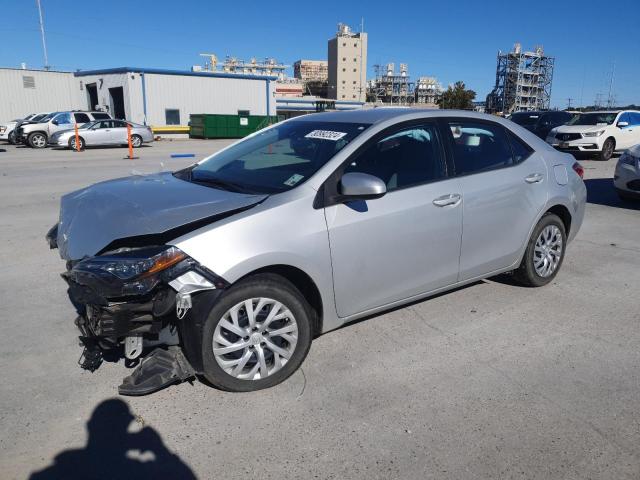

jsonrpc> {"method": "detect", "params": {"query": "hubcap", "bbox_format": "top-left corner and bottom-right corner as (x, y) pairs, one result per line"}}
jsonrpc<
(33, 135), (46, 147)
(533, 225), (563, 277)
(212, 298), (298, 380)
(132, 137), (141, 147)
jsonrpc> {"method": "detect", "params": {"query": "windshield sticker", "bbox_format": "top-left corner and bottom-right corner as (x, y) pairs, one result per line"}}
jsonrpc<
(305, 130), (347, 141)
(284, 174), (304, 186)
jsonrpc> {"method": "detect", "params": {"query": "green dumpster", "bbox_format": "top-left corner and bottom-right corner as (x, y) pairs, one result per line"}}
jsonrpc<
(189, 114), (279, 139)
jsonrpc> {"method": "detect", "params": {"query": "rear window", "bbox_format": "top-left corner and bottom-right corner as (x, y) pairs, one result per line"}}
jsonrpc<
(74, 113), (91, 123)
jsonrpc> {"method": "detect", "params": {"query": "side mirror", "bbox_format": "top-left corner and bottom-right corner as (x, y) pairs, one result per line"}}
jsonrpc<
(617, 121), (629, 128)
(339, 172), (386, 200)
(51, 119), (59, 125)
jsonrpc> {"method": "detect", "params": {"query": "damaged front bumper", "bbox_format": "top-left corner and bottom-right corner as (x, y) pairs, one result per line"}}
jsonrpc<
(56, 241), (229, 394)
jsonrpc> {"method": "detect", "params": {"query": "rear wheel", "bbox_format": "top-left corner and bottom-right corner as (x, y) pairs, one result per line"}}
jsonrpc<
(27, 132), (47, 148)
(201, 273), (312, 392)
(599, 138), (615, 161)
(131, 134), (142, 148)
(513, 213), (566, 287)
(68, 136), (85, 150)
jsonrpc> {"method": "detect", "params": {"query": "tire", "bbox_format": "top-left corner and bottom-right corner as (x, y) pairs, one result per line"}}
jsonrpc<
(68, 136), (85, 150)
(201, 273), (313, 392)
(27, 132), (48, 149)
(513, 213), (567, 287)
(617, 190), (637, 202)
(131, 135), (142, 148)
(8, 130), (16, 145)
(598, 138), (615, 161)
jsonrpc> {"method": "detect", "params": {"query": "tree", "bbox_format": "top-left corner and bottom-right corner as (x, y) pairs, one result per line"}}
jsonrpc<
(438, 81), (476, 110)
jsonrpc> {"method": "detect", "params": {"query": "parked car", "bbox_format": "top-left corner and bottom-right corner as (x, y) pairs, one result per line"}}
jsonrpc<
(510, 110), (574, 139)
(46, 109), (586, 395)
(614, 144), (640, 200)
(0, 112), (49, 144)
(16, 110), (112, 148)
(49, 119), (154, 149)
(546, 110), (640, 160)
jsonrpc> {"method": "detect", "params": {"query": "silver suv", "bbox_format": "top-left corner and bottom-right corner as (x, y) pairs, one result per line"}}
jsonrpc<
(47, 109), (586, 395)
(17, 110), (112, 148)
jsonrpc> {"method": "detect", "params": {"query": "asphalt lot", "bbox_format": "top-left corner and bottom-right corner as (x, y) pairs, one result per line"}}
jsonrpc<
(1, 139), (639, 479)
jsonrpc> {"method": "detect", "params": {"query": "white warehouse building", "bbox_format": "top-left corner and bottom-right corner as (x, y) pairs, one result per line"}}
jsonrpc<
(0, 67), (277, 126)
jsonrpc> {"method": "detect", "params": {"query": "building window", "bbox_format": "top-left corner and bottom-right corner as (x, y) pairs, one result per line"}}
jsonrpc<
(238, 110), (250, 116)
(342, 80), (346, 84)
(343, 42), (346, 47)
(342, 95), (346, 98)
(353, 68), (357, 72)
(353, 95), (356, 99)
(342, 57), (346, 61)
(354, 43), (358, 47)
(22, 76), (35, 89)
(342, 68), (346, 72)
(354, 58), (357, 62)
(353, 81), (357, 84)
(165, 109), (180, 125)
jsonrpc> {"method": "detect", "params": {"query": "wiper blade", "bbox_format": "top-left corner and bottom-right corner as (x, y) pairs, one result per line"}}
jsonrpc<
(190, 176), (250, 193)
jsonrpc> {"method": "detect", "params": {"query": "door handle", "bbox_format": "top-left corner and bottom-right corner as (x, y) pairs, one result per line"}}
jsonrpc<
(433, 193), (461, 207)
(525, 173), (544, 184)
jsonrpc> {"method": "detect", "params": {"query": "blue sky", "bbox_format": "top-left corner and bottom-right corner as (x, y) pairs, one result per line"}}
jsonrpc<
(1, 0), (639, 108)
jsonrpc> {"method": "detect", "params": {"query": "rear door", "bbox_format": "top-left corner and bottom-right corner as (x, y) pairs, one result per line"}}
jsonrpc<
(617, 112), (639, 149)
(324, 121), (463, 317)
(442, 118), (548, 280)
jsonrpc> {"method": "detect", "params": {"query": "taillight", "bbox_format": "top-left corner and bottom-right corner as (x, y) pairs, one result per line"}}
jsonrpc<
(572, 162), (584, 179)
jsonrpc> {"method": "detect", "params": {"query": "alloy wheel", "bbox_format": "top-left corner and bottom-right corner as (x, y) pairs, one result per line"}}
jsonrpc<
(533, 225), (563, 277)
(31, 134), (46, 148)
(212, 297), (298, 380)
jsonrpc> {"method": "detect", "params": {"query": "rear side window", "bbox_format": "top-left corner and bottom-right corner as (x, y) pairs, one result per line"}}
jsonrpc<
(92, 112), (111, 120)
(344, 124), (445, 191)
(74, 113), (91, 123)
(629, 113), (640, 126)
(447, 121), (513, 175)
(507, 131), (533, 164)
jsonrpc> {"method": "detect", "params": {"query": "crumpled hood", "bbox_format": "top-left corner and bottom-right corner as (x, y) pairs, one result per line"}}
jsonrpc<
(57, 172), (267, 260)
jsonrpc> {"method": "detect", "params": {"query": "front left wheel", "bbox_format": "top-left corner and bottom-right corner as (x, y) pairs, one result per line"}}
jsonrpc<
(201, 273), (313, 392)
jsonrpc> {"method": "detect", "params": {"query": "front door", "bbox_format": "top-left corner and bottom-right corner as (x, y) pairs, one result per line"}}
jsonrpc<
(324, 122), (463, 318)
(443, 119), (548, 280)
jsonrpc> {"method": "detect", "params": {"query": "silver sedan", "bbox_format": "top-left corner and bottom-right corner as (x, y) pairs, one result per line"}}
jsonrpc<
(49, 119), (154, 149)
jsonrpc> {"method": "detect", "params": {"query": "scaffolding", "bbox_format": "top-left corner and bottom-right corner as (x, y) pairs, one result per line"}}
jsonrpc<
(486, 43), (554, 114)
(414, 76), (443, 105)
(367, 63), (414, 105)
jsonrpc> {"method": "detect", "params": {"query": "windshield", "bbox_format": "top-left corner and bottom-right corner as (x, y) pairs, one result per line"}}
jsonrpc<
(184, 120), (371, 194)
(510, 113), (540, 126)
(79, 121), (99, 130)
(39, 112), (60, 123)
(568, 112), (619, 126)
(31, 113), (47, 122)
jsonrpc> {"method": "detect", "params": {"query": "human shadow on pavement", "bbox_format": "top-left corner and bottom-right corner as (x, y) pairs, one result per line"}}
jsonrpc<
(29, 398), (196, 480)
(584, 178), (640, 211)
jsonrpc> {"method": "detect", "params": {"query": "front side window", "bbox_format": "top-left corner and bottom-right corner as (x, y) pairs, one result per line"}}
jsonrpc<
(54, 113), (72, 124)
(184, 121), (370, 194)
(447, 121), (513, 175)
(344, 124), (445, 191)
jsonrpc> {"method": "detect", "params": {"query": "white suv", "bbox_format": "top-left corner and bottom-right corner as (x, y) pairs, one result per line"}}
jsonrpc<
(17, 110), (112, 148)
(546, 110), (640, 161)
(0, 112), (49, 144)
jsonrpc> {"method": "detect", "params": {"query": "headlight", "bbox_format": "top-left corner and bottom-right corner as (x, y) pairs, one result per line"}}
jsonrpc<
(77, 246), (186, 280)
(620, 152), (639, 167)
(583, 130), (605, 137)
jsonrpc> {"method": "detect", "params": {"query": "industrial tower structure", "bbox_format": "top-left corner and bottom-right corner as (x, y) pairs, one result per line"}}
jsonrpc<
(328, 23), (368, 102)
(486, 43), (554, 114)
(367, 63), (414, 105)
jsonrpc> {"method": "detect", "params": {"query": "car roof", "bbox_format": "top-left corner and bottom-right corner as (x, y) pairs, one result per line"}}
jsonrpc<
(292, 108), (506, 125)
